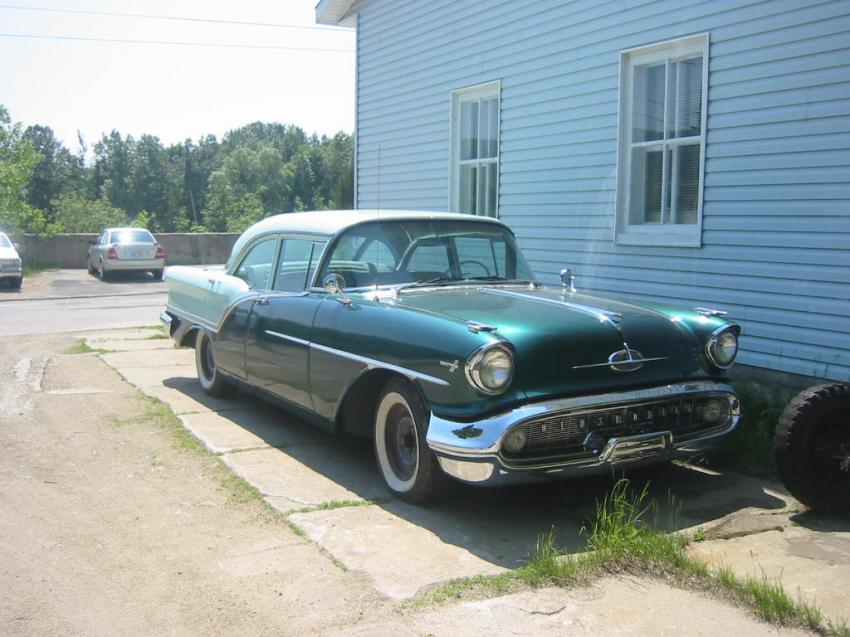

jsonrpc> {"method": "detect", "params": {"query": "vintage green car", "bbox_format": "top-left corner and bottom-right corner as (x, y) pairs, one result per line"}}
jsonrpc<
(161, 210), (741, 503)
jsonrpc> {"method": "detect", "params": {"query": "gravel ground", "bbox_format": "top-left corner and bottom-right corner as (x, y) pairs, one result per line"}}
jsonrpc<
(0, 334), (387, 636)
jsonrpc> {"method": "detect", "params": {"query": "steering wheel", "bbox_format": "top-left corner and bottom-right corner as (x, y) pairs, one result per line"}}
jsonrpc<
(458, 259), (491, 278)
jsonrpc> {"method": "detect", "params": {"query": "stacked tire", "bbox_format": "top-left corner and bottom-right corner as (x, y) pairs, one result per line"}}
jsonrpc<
(775, 382), (850, 514)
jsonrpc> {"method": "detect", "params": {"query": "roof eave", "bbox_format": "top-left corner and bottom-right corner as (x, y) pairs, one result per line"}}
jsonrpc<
(315, 0), (357, 27)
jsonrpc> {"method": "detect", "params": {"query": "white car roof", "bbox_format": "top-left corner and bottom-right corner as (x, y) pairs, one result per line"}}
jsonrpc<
(227, 209), (507, 269)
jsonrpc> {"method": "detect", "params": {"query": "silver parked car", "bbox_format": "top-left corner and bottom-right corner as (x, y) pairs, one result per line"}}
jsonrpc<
(87, 227), (166, 281)
(0, 232), (23, 289)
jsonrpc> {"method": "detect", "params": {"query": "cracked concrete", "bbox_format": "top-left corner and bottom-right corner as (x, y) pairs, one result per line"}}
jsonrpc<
(82, 326), (850, 632)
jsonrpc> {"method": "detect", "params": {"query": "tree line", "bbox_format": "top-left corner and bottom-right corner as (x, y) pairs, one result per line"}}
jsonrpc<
(0, 104), (353, 235)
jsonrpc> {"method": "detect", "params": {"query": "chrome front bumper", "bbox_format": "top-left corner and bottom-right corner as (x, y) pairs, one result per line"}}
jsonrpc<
(426, 381), (741, 486)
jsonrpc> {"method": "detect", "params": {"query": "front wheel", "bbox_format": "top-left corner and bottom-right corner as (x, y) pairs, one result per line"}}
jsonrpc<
(374, 378), (443, 503)
(195, 330), (234, 398)
(775, 382), (850, 514)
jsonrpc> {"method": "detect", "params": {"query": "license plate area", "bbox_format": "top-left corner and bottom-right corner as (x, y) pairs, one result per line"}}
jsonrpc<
(601, 431), (672, 462)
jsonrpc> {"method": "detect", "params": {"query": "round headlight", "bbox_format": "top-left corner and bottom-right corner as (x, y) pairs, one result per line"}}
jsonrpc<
(706, 328), (738, 369)
(466, 344), (514, 395)
(502, 428), (527, 453)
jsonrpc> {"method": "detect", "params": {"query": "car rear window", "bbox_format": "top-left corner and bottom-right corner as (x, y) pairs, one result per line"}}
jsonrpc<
(110, 230), (155, 244)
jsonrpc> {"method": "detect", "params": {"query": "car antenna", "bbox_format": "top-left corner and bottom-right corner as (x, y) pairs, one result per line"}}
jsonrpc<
(374, 144), (382, 292)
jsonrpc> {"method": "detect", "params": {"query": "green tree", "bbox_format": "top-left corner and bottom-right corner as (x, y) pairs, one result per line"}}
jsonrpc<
(51, 191), (126, 233)
(92, 131), (134, 213)
(22, 125), (85, 219)
(0, 105), (45, 233)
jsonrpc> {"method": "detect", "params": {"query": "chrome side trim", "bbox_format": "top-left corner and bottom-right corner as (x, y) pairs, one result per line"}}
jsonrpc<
(309, 341), (451, 387)
(166, 305), (218, 333)
(265, 330), (310, 347)
(159, 311), (173, 327)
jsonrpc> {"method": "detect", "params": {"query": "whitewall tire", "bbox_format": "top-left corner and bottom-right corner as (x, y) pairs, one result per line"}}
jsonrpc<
(374, 378), (442, 503)
(194, 330), (233, 398)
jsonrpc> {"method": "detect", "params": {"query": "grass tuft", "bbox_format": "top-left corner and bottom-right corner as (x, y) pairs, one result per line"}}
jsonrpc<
(65, 339), (112, 355)
(411, 478), (845, 636)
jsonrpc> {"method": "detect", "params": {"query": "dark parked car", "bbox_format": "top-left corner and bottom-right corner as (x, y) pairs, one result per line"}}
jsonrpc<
(162, 210), (741, 502)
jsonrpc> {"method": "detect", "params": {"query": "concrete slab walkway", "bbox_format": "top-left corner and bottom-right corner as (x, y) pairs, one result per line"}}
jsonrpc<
(86, 327), (850, 632)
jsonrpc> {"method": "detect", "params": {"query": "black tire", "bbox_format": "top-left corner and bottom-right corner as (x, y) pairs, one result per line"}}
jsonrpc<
(98, 261), (110, 281)
(152, 269), (164, 280)
(10, 276), (22, 290)
(775, 382), (850, 514)
(374, 378), (444, 504)
(194, 330), (234, 398)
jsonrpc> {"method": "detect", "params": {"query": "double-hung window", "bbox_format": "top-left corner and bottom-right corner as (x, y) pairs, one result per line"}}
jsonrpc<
(616, 34), (708, 246)
(451, 81), (500, 218)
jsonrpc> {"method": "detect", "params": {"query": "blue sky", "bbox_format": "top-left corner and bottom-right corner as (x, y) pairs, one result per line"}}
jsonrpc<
(0, 1), (356, 150)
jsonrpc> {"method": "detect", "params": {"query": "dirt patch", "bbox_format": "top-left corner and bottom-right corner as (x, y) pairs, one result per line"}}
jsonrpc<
(0, 335), (387, 636)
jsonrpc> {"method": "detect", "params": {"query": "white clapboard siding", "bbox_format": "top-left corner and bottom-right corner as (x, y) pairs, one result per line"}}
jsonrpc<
(351, 0), (850, 382)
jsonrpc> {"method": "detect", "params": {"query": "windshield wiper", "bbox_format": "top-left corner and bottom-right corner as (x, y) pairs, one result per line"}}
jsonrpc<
(393, 276), (456, 291)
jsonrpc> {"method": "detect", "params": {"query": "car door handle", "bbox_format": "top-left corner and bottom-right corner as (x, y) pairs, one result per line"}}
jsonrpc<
(255, 296), (270, 306)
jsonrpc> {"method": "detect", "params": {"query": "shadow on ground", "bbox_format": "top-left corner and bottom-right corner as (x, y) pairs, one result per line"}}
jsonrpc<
(162, 374), (788, 570)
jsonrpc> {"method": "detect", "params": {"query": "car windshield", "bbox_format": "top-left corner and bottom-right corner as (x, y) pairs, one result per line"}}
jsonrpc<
(110, 230), (155, 244)
(0, 234), (10, 248)
(319, 219), (535, 289)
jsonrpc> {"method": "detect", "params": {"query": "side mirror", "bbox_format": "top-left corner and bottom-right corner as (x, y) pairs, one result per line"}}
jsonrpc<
(323, 273), (351, 305)
(560, 268), (576, 293)
(87, 240), (97, 246)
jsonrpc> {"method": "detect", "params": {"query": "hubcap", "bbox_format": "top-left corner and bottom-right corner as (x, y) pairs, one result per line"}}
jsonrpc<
(201, 337), (215, 380)
(386, 403), (418, 481)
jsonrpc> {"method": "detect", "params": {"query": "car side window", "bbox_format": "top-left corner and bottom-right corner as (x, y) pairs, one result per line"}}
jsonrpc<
(234, 238), (277, 289)
(406, 243), (450, 276)
(273, 239), (325, 292)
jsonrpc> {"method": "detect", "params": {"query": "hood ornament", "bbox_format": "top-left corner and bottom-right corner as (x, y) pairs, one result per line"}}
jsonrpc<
(560, 268), (576, 293)
(572, 343), (668, 372)
(608, 347), (644, 373)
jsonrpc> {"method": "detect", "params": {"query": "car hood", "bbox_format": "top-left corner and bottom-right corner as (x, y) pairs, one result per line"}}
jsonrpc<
(391, 285), (719, 399)
(0, 246), (20, 260)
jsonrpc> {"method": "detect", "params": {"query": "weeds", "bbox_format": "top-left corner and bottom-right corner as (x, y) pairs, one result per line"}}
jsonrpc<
(413, 479), (845, 635)
(65, 339), (112, 355)
(708, 381), (787, 478)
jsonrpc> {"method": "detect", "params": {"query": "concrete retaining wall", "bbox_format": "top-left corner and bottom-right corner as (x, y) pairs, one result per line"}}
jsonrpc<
(11, 233), (240, 268)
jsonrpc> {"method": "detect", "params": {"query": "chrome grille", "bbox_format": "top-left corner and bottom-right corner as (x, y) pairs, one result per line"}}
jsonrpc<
(501, 393), (734, 464)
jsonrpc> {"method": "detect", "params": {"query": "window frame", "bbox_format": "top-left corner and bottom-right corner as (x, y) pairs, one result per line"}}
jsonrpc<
(615, 33), (709, 248)
(233, 235), (281, 291)
(449, 80), (501, 218)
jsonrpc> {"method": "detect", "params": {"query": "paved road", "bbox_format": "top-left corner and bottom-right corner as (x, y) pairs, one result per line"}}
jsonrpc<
(0, 269), (167, 336)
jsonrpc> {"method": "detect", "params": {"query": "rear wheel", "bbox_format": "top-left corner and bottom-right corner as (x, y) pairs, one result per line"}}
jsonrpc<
(151, 269), (164, 280)
(374, 378), (443, 503)
(98, 261), (110, 281)
(775, 382), (850, 514)
(195, 330), (234, 397)
(10, 276), (22, 290)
